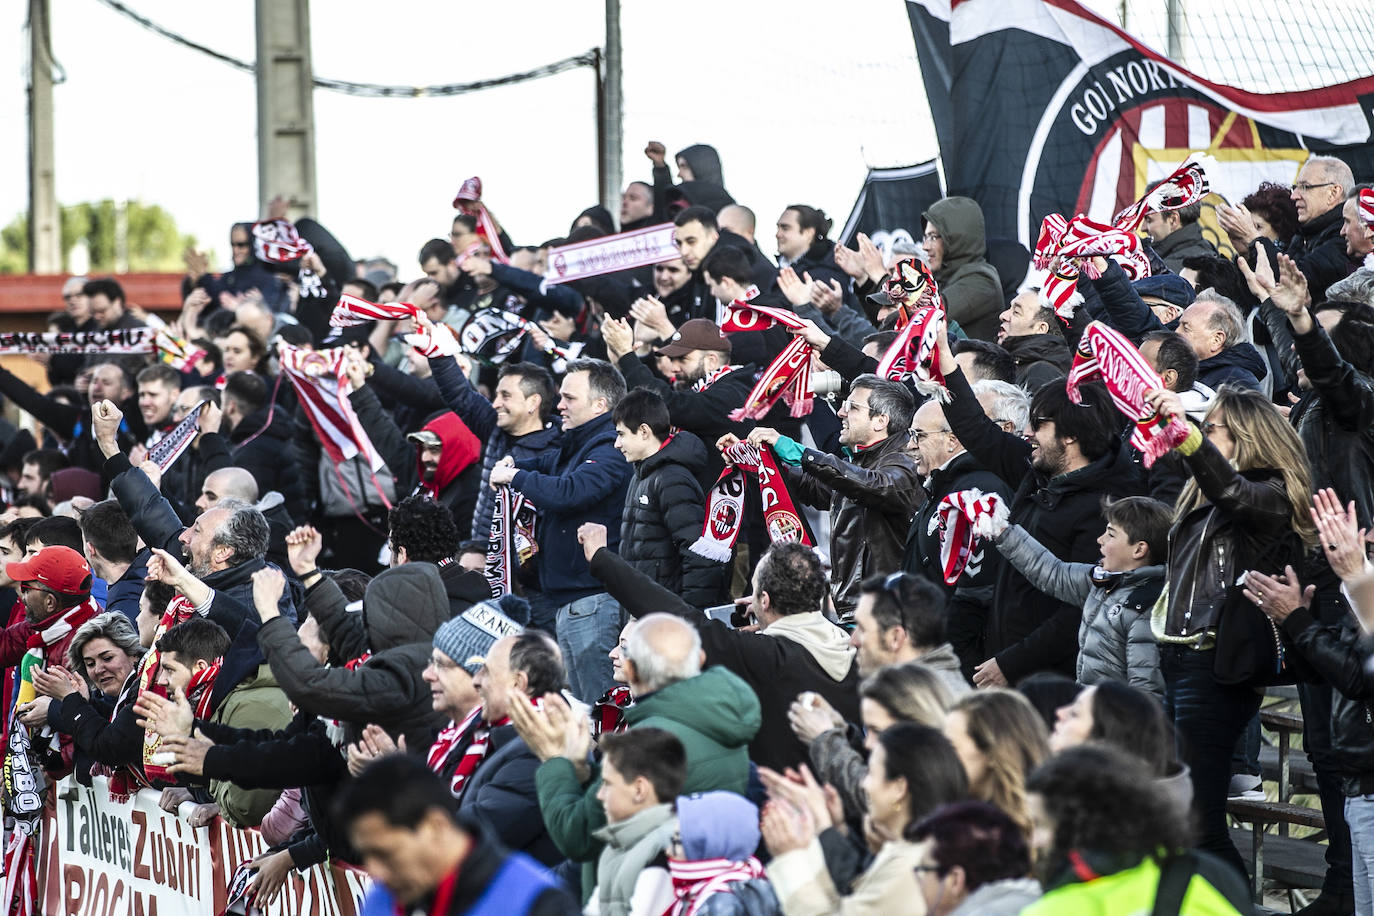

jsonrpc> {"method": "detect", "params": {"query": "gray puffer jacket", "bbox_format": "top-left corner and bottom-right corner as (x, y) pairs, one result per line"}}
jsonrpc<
(995, 524), (1166, 698)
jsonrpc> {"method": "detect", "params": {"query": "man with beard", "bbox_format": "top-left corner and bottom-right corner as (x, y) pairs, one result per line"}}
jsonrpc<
(406, 412), (483, 535)
(933, 328), (1144, 687)
(601, 317), (752, 485)
(92, 398), (300, 627)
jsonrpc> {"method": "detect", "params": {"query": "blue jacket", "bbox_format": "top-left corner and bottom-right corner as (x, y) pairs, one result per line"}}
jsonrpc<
(512, 413), (631, 605)
(429, 355), (563, 542)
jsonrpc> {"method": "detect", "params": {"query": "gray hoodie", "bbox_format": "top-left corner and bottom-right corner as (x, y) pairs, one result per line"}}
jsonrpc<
(949, 877), (1042, 916)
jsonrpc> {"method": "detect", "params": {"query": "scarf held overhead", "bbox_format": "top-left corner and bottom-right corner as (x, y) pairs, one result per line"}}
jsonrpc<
(453, 176), (509, 263)
(720, 301), (815, 421)
(1066, 321), (1190, 466)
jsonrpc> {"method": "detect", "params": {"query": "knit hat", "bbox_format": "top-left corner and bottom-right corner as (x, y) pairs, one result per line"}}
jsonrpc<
(432, 595), (529, 673)
(676, 792), (760, 862)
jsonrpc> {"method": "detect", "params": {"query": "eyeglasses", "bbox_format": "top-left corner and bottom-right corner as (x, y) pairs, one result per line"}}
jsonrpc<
(989, 417), (1013, 428)
(922, 232), (941, 244)
(841, 400), (873, 415)
(231, 241), (251, 249)
(909, 427), (950, 443)
(1030, 415), (1054, 431)
(913, 864), (944, 875)
(1292, 181), (1337, 193)
(1202, 421), (1229, 434)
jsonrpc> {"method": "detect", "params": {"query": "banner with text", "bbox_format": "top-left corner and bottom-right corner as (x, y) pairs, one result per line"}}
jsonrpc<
(544, 223), (679, 284)
(37, 777), (370, 916)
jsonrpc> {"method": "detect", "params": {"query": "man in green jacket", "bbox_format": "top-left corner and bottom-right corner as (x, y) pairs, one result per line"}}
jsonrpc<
(511, 613), (761, 902)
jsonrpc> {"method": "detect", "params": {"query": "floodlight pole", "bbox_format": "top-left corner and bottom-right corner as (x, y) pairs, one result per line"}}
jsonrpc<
(598, 0), (623, 220)
(28, 0), (60, 273)
(255, 0), (318, 221)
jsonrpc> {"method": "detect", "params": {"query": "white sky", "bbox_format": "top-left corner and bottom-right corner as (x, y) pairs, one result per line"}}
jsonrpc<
(0, 0), (936, 275)
(4, 0), (1367, 277)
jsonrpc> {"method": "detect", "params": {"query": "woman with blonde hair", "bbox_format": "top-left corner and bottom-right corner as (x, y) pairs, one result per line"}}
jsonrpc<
(790, 662), (954, 824)
(942, 690), (1049, 838)
(1145, 382), (1316, 877)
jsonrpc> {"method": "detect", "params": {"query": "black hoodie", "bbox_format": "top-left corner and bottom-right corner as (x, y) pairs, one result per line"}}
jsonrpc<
(229, 403), (307, 522)
(619, 430), (727, 608)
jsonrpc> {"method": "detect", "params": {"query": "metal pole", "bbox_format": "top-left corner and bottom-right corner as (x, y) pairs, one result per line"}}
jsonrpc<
(600, 0), (623, 220)
(255, 0), (318, 220)
(1166, 0), (1185, 62)
(27, 0), (60, 273)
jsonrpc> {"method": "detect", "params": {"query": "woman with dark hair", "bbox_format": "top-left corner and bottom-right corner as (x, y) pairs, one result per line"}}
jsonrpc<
(1146, 381), (1317, 876)
(1021, 745), (1251, 914)
(910, 801), (1040, 916)
(1049, 681), (1192, 809)
(214, 324), (269, 376)
(763, 723), (968, 915)
(1015, 672), (1082, 732)
(1241, 181), (1301, 247)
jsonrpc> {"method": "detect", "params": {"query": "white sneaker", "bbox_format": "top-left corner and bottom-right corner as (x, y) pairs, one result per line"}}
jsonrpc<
(1227, 774), (1264, 800)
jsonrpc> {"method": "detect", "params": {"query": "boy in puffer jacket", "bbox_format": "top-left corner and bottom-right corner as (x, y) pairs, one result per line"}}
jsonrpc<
(988, 496), (1171, 697)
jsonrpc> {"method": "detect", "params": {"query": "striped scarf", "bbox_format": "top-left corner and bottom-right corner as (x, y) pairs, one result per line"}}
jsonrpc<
(668, 857), (766, 916)
(1067, 321), (1190, 466)
(277, 344), (386, 474)
(453, 176), (509, 263)
(927, 489), (1008, 585)
(720, 301), (815, 421)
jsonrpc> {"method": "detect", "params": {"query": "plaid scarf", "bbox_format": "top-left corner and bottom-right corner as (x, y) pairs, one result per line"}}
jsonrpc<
(927, 489), (1008, 585)
(669, 857), (766, 916)
(691, 442), (811, 562)
(720, 301), (814, 421)
(1067, 321), (1190, 466)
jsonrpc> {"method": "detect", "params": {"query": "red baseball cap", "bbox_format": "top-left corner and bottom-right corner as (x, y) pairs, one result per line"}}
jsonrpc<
(6, 546), (92, 596)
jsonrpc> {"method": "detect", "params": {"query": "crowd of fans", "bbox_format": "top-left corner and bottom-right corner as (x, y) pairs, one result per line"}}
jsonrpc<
(1, 141), (1373, 916)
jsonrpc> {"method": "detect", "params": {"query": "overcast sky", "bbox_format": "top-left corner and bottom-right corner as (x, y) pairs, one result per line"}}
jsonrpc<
(1, 0), (936, 275)
(3, 0), (1367, 278)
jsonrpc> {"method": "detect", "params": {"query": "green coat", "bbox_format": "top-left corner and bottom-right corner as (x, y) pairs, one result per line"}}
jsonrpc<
(535, 666), (762, 900)
(209, 663), (294, 828)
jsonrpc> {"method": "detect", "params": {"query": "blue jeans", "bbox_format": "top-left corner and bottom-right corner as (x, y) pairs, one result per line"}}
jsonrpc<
(1160, 645), (1261, 881)
(524, 589), (560, 636)
(1346, 794), (1374, 915)
(556, 593), (622, 704)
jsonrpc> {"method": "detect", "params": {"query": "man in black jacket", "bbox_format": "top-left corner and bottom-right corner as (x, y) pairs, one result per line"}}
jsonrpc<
(995, 289), (1072, 391)
(611, 389), (725, 609)
(1223, 156), (1357, 303)
(220, 371), (307, 523)
(579, 526), (859, 771)
(903, 398), (1014, 680)
(745, 375), (922, 624)
(933, 329), (1145, 687)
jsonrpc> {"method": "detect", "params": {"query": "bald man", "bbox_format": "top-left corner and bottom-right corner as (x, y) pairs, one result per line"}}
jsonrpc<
(717, 204), (757, 246)
(196, 467), (259, 513)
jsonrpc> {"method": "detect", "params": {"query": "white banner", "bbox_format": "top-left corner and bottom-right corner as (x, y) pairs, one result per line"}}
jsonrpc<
(543, 223), (679, 284)
(0, 329), (158, 355)
(39, 776), (370, 916)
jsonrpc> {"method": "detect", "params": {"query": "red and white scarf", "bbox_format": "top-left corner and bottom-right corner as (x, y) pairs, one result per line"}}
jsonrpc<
(1033, 215), (1149, 320)
(1360, 188), (1374, 231)
(453, 176), (509, 263)
(692, 364), (743, 392)
(876, 302), (947, 400)
(1112, 153), (1215, 232)
(544, 222), (679, 284)
(883, 257), (939, 326)
(927, 489), (1008, 585)
(720, 301), (814, 421)
(1066, 321), (1190, 467)
(329, 292), (421, 328)
(277, 344), (386, 473)
(135, 594), (198, 786)
(185, 658), (224, 722)
(252, 217), (313, 263)
(668, 857), (767, 916)
(690, 442), (811, 562)
(426, 705), (490, 798)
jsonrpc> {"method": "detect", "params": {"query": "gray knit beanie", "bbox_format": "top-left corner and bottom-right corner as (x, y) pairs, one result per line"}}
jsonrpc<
(432, 598), (526, 673)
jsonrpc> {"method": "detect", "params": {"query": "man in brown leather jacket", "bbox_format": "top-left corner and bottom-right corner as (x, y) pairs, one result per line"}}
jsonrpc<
(744, 375), (922, 624)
